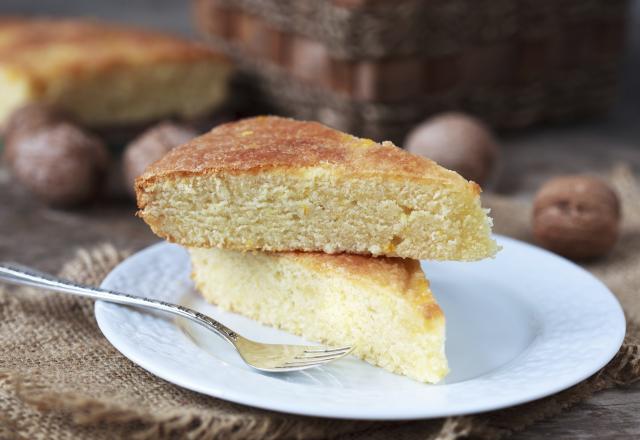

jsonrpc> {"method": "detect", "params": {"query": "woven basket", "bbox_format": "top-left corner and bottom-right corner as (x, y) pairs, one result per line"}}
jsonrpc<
(193, 0), (628, 143)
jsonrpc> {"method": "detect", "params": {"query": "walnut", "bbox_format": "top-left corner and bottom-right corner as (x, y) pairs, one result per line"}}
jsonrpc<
(9, 122), (110, 206)
(3, 103), (71, 166)
(123, 122), (198, 195)
(532, 176), (620, 260)
(404, 112), (499, 186)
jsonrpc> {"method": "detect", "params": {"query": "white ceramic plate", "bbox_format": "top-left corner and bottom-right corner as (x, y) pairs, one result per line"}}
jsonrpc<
(96, 236), (625, 420)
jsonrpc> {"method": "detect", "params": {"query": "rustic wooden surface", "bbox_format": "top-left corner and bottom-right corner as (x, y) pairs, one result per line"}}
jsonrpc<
(1, 0), (639, 437)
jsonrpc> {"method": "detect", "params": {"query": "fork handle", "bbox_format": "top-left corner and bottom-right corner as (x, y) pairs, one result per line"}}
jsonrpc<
(0, 262), (239, 344)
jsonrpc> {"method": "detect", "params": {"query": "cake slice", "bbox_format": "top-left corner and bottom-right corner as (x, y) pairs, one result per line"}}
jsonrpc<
(137, 116), (498, 261)
(189, 247), (448, 383)
(0, 18), (230, 132)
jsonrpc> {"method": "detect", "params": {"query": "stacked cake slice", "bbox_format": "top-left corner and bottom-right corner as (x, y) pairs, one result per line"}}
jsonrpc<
(136, 116), (498, 383)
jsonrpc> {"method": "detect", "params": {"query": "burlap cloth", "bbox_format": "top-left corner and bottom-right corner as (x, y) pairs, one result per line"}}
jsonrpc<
(2, 166), (640, 440)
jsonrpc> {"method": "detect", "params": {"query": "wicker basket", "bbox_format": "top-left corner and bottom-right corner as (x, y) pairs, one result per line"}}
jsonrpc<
(194, 0), (628, 143)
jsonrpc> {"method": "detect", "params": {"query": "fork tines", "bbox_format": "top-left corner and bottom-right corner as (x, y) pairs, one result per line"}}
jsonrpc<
(275, 346), (353, 369)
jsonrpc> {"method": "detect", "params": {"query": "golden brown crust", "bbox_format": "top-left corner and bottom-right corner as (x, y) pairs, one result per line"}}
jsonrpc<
(140, 116), (457, 177)
(282, 251), (443, 321)
(288, 251), (419, 289)
(0, 17), (226, 79)
(137, 116), (475, 198)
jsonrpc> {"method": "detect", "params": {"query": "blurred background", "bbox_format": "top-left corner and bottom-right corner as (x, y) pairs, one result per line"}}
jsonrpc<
(1, 0), (638, 189)
(0, 0), (638, 266)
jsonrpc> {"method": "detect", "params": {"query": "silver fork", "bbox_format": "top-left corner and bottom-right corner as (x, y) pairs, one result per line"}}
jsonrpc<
(0, 263), (353, 372)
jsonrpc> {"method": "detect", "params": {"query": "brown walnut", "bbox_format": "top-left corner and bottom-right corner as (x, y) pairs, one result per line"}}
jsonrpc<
(10, 122), (110, 206)
(404, 112), (499, 186)
(3, 103), (71, 166)
(123, 121), (198, 195)
(532, 176), (620, 260)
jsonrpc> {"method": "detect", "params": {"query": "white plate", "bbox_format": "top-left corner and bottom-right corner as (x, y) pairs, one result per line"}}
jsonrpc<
(96, 236), (625, 420)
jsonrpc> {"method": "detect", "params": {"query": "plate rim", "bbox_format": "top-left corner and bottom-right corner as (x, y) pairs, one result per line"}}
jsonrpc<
(95, 235), (626, 420)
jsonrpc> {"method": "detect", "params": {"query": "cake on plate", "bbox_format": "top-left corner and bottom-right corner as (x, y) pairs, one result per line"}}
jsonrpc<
(137, 115), (501, 383)
(136, 116), (497, 261)
(189, 247), (448, 383)
(0, 18), (230, 132)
